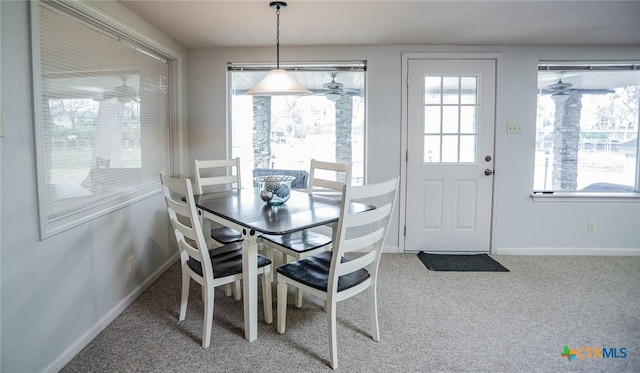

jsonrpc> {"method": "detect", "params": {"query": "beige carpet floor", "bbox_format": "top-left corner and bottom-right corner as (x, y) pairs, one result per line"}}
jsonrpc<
(62, 254), (640, 372)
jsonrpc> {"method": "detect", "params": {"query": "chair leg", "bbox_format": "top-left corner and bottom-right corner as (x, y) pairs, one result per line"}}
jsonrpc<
(290, 255), (304, 308)
(295, 288), (304, 308)
(179, 269), (190, 321)
(202, 284), (214, 348)
(327, 301), (338, 369)
(223, 280), (242, 300)
(261, 241), (274, 281)
(276, 280), (288, 334)
(263, 245), (273, 262)
(233, 280), (242, 300)
(261, 268), (273, 324)
(368, 284), (380, 341)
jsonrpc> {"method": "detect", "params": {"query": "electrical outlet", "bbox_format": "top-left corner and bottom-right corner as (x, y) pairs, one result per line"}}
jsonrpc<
(587, 220), (596, 233)
(128, 256), (136, 273)
(506, 122), (522, 134)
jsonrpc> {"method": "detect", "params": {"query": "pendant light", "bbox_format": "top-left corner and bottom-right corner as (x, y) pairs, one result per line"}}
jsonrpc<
(245, 2), (311, 96)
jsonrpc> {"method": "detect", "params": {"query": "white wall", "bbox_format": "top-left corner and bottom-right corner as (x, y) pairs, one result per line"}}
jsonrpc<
(0, 1), (187, 372)
(494, 46), (640, 254)
(188, 45), (640, 254)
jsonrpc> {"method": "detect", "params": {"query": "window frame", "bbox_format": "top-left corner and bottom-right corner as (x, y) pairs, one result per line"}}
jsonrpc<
(422, 74), (480, 164)
(31, 0), (182, 238)
(227, 62), (367, 186)
(531, 61), (640, 202)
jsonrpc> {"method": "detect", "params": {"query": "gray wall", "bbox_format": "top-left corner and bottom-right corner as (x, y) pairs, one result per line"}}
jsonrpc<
(0, 1), (187, 372)
(188, 45), (640, 253)
(1, 1), (639, 372)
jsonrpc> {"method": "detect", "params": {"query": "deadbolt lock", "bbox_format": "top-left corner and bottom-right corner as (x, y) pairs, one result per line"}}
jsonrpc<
(485, 155), (492, 162)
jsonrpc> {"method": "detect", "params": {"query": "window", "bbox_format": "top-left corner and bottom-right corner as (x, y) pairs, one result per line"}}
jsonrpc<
(423, 75), (478, 163)
(229, 62), (366, 185)
(534, 62), (640, 193)
(32, 1), (173, 238)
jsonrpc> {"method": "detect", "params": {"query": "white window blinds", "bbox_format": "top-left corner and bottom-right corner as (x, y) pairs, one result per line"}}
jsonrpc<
(33, 1), (172, 238)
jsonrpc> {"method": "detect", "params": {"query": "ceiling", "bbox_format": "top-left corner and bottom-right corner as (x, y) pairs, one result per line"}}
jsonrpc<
(118, 0), (640, 49)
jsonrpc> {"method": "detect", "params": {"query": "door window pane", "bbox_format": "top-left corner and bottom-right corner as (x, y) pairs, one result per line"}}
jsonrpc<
(424, 135), (441, 163)
(460, 135), (477, 163)
(424, 106), (441, 133)
(442, 77), (459, 104)
(442, 106), (459, 133)
(442, 135), (459, 163)
(422, 75), (479, 163)
(460, 106), (477, 133)
(424, 77), (441, 104)
(460, 77), (477, 104)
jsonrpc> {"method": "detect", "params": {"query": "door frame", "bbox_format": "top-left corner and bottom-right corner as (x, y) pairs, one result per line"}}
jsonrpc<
(399, 52), (503, 253)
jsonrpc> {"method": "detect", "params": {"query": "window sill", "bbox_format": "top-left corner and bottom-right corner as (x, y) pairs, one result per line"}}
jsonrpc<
(530, 191), (640, 202)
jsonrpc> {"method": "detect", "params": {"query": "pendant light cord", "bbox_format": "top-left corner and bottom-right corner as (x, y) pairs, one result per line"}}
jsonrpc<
(245, 2), (310, 96)
(275, 4), (281, 69)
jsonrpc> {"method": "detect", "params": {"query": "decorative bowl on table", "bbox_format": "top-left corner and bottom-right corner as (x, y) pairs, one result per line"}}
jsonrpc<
(253, 175), (296, 206)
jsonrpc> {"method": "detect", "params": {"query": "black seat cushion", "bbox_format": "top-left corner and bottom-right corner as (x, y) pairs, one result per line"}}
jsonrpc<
(276, 251), (370, 292)
(210, 226), (243, 244)
(262, 230), (332, 254)
(187, 242), (271, 278)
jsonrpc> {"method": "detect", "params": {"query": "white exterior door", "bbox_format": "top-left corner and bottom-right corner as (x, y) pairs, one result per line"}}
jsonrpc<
(405, 58), (496, 253)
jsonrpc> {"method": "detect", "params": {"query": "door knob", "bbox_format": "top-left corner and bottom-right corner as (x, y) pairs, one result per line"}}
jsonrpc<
(484, 169), (494, 176)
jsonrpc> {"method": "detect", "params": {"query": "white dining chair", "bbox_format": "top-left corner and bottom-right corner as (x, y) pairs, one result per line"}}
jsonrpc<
(194, 158), (247, 299)
(160, 172), (272, 348)
(261, 159), (351, 307)
(276, 176), (398, 369)
(194, 158), (245, 246)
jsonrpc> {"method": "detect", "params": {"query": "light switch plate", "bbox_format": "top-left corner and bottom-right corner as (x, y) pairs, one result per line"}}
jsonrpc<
(506, 122), (522, 134)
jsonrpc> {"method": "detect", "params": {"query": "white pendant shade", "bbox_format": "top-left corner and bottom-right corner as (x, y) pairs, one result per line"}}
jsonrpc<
(245, 2), (311, 96)
(245, 69), (312, 96)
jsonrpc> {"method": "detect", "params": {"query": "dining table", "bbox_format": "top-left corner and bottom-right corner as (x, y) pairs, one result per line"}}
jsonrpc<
(194, 187), (368, 342)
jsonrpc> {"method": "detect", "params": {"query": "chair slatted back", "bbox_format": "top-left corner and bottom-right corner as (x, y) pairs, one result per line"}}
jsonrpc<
(307, 159), (352, 197)
(161, 172), (212, 281)
(194, 158), (242, 195)
(329, 177), (399, 291)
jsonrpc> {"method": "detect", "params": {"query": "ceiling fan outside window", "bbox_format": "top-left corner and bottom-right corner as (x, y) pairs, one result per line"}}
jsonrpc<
(317, 72), (357, 101)
(540, 77), (614, 103)
(547, 78), (573, 102)
(92, 76), (139, 103)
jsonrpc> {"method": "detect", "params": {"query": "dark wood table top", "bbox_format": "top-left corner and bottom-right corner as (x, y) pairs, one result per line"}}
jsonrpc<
(195, 188), (368, 235)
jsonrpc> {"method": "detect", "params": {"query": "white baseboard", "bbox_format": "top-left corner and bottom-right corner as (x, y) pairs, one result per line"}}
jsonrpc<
(494, 247), (640, 256)
(45, 254), (179, 373)
(382, 245), (400, 253)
